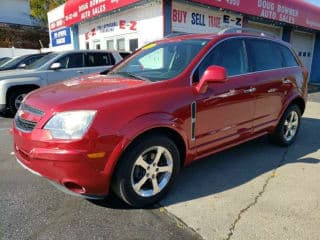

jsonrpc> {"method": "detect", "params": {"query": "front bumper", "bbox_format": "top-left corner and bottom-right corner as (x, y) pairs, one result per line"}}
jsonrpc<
(13, 127), (112, 197)
(16, 157), (104, 199)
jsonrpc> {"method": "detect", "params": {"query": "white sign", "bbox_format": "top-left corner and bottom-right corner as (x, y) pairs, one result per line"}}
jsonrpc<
(172, 1), (243, 33)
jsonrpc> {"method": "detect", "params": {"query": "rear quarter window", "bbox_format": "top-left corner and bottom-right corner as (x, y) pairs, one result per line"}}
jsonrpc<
(278, 45), (299, 67)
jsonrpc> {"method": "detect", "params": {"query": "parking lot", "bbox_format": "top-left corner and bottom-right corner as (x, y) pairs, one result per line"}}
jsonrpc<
(1, 90), (319, 240)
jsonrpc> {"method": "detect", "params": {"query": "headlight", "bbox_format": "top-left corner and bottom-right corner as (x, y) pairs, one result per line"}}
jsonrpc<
(44, 111), (96, 140)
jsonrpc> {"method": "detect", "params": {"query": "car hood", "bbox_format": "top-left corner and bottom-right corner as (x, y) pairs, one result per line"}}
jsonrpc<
(0, 69), (37, 80)
(25, 74), (152, 112)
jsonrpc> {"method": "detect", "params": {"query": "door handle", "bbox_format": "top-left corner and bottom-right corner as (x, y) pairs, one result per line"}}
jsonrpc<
(77, 71), (84, 74)
(243, 87), (256, 93)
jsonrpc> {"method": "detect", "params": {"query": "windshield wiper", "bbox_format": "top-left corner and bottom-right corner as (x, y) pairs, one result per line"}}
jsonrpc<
(111, 71), (149, 81)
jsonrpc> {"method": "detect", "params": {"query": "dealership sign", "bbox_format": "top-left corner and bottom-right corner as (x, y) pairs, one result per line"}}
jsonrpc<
(51, 27), (72, 47)
(64, 0), (141, 26)
(172, 2), (242, 33)
(192, 0), (320, 31)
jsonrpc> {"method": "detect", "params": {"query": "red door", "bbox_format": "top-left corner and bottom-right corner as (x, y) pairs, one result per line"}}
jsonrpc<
(191, 38), (256, 157)
(244, 39), (301, 133)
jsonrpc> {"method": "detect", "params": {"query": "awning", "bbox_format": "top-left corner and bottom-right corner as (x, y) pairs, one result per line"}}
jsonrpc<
(64, 0), (141, 26)
(191, 0), (320, 31)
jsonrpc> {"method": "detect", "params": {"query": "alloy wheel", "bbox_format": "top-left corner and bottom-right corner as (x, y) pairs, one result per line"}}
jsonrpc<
(283, 110), (299, 142)
(130, 146), (173, 197)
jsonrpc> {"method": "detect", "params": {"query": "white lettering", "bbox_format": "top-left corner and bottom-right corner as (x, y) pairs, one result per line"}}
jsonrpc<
(258, 0), (275, 11)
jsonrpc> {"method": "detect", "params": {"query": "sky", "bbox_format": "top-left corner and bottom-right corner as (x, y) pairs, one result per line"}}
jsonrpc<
(305, 0), (320, 7)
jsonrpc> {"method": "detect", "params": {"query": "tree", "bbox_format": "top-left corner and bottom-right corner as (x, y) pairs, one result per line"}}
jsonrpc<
(30, 0), (66, 26)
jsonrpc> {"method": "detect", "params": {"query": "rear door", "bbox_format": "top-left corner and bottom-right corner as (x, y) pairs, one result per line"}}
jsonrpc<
(84, 52), (116, 74)
(193, 38), (256, 155)
(47, 53), (85, 84)
(245, 39), (299, 133)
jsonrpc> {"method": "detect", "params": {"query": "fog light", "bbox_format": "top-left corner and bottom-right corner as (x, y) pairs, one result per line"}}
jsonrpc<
(64, 182), (86, 194)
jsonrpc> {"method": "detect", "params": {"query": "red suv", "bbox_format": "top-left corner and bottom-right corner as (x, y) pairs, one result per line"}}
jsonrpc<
(13, 32), (308, 207)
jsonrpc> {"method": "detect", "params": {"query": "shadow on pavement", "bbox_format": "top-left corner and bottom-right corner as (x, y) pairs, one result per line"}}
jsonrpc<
(87, 193), (158, 210)
(161, 116), (320, 206)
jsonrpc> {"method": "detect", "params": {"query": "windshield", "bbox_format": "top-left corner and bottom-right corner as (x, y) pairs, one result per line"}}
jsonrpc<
(26, 53), (59, 69)
(0, 58), (11, 66)
(0, 55), (26, 68)
(109, 39), (209, 81)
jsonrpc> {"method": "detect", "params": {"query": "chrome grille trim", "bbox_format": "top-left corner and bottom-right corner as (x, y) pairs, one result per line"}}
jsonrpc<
(21, 103), (44, 116)
(15, 116), (37, 132)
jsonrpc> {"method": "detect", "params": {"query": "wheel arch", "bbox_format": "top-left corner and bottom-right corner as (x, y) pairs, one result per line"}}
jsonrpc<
(6, 84), (40, 103)
(124, 127), (187, 168)
(290, 97), (306, 115)
(108, 125), (188, 188)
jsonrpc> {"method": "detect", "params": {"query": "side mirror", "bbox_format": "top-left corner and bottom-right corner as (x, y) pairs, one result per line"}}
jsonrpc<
(195, 65), (227, 94)
(18, 63), (26, 69)
(50, 62), (62, 70)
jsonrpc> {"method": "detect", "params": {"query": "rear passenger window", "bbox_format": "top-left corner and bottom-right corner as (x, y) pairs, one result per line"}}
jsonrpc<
(85, 53), (115, 67)
(278, 45), (299, 67)
(193, 39), (248, 82)
(246, 39), (283, 72)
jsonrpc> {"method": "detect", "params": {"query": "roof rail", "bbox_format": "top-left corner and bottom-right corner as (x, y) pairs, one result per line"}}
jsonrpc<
(218, 27), (279, 39)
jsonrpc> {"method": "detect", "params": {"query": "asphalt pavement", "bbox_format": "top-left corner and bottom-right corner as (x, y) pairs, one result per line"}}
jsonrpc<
(0, 116), (201, 240)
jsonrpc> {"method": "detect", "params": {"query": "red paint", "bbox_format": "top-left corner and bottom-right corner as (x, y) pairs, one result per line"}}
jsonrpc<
(192, 0), (320, 30)
(172, 9), (187, 23)
(13, 33), (308, 197)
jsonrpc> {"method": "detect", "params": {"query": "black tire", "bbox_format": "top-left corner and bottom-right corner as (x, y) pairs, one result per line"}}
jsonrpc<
(7, 89), (31, 116)
(270, 104), (301, 146)
(112, 134), (180, 208)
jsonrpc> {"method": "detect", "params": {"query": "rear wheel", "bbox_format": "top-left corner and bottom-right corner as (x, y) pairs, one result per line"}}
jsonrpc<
(112, 134), (180, 207)
(270, 104), (301, 146)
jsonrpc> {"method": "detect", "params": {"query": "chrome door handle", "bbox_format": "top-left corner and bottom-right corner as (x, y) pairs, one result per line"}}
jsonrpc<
(243, 87), (256, 93)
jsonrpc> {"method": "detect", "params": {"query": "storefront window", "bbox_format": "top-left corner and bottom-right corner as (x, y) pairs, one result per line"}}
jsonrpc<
(106, 40), (114, 50)
(117, 38), (125, 51)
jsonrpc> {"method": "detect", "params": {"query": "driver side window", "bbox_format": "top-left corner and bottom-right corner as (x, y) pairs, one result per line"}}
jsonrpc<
(193, 38), (248, 83)
(55, 53), (84, 69)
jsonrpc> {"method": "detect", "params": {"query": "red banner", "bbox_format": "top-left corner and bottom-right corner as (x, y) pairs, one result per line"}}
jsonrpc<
(191, 0), (320, 30)
(64, 0), (141, 26)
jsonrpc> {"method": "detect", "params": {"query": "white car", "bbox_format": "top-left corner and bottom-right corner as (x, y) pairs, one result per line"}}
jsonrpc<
(0, 50), (122, 115)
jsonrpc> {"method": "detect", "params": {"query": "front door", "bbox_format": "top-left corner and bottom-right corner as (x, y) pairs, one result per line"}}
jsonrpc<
(193, 38), (256, 156)
(47, 53), (85, 84)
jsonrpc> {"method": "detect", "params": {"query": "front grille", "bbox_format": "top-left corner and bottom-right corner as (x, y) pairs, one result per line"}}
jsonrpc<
(15, 104), (44, 132)
(15, 116), (37, 132)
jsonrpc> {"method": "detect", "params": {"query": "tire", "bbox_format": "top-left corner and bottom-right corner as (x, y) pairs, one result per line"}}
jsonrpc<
(270, 104), (301, 146)
(112, 134), (180, 207)
(7, 89), (31, 116)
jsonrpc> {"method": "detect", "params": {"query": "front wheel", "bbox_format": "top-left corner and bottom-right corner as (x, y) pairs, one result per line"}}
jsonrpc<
(7, 89), (31, 115)
(112, 134), (180, 207)
(270, 104), (301, 146)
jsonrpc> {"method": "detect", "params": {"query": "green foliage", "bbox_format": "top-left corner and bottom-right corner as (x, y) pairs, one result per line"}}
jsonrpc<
(30, 0), (66, 26)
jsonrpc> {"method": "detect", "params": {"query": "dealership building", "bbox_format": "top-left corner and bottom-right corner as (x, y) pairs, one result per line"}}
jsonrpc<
(48, 0), (320, 84)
